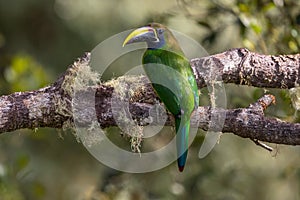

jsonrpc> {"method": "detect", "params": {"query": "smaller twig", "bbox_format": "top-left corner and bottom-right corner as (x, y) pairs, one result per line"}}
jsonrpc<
(251, 138), (273, 152)
(249, 95), (275, 152)
(250, 94), (276, 111)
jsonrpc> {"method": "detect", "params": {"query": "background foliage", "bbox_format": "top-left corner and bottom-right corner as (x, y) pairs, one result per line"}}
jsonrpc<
(0, 0), (299, 199)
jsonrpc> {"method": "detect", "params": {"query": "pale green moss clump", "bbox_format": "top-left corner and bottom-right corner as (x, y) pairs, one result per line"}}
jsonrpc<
(61, 57), (100, 97)
(56, 55), (144, 150)
(56, 56), (101, 145)
(104, 75), (146, 152)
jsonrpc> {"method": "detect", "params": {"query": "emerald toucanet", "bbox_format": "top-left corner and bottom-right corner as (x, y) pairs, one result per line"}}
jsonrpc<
(123, 23), (199, 172)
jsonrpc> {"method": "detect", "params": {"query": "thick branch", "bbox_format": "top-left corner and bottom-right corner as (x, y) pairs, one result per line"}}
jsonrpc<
(0, 49), (300, 146)
(192, 48), (300, 89)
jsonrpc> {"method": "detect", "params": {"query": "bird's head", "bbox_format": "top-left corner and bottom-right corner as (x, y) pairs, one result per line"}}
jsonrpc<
(123, 23), (177, 50)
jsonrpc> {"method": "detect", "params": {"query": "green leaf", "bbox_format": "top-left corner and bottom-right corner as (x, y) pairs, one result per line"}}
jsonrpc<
(250, 23), (262, 34)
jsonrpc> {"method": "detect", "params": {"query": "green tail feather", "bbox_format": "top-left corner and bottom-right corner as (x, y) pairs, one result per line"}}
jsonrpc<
(175, 117), (190, 172)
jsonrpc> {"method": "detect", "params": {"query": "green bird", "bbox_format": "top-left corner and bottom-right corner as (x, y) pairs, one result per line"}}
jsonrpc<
(123, 23), (199, 172)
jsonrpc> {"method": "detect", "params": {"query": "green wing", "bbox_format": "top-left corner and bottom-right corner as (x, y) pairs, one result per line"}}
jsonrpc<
(143, 49), (181, 116)
(143, 49), (198, 118)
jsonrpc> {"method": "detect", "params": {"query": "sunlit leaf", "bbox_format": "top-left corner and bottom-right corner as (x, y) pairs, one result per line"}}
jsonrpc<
(238, 3), (249, 13)
(4, 55), (50, 92)
(288, 40), (298, 52)
(250, 23), (262, 34)
(262, 2), (276, 12)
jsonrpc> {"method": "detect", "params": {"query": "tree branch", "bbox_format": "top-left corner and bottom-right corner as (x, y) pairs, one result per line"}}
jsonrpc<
(0, 48), (299, 146)
(192, 48), (300, 89)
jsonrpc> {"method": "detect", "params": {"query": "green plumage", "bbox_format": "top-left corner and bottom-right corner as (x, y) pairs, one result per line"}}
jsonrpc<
(142, 23), (199, 172)
(123, 23), (199, 172)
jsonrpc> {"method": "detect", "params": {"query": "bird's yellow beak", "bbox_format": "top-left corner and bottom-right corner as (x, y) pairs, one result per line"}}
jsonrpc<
(123, 26), (159, 47)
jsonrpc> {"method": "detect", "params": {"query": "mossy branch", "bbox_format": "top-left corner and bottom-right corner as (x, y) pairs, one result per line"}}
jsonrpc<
(0, 49), (300, 146)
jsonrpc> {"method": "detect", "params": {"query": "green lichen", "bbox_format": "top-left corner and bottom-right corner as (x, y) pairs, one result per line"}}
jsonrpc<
(57, 57), (145, 150)
(105, 75), (146, 151)
(55, 56), (102, 146)
(62, 58), (100, 96)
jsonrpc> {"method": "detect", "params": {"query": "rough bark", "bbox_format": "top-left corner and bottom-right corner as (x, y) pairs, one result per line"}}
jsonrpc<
(0, 48), (299, 146)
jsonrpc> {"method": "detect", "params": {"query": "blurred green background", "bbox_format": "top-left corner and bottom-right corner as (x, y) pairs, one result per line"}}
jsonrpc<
(0, 0), (300, 199)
